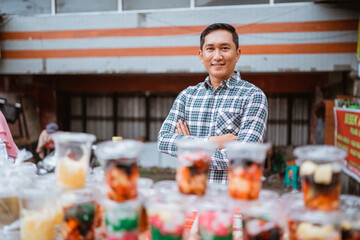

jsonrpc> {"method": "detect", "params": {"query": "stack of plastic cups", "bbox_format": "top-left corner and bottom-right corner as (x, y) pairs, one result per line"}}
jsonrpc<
(51, 132), (98, 240)
(95, 140), (143, 240)
(290, 145), (347, 240)
(175, 139), (218, 238)
(225, 142), (285, 240)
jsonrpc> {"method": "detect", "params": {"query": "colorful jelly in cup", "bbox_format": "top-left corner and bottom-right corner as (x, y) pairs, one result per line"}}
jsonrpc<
(60, 187), (103, 240)
(146, 192), (186, 240)
(294, 145), (346, 211)
(176, 140), (217, 196)
(95, 140), (143, 202)
(104, 199), (140, 240)
(225, 142), (271, 200)
(197, 198), (233, 240)
(242, 200), (285, 240)
(53, 132), (96, 189)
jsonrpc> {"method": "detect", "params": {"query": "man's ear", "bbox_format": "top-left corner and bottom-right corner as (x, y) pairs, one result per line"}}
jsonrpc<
(236, 48), (241, 62)
(199, 49), (204, 63)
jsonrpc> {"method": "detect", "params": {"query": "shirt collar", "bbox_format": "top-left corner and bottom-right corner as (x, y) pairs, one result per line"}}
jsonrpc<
(204, 72), (240, 90)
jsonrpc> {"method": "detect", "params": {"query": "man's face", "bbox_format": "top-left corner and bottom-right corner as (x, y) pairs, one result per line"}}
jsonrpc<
(199, 30), (241, 83)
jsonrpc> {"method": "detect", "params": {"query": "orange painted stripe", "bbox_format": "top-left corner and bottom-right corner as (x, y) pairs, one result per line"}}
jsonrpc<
(1, 42), (356, 59)
(0, 19), (357, 41)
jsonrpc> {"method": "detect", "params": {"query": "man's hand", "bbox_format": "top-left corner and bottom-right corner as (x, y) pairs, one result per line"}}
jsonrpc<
(209, 134), (237, 149)
(175, 120), (190, 136)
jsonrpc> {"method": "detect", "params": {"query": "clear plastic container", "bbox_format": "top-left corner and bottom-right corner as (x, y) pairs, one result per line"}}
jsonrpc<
(52, 132), (96, 189)
(0, 175), (32, 228)
(340, 195), (360, 240)
(95, 140), (142, 202)
(176, 139), (217, 196)
(225, 142), (271, 200)
(60, 187), (103, 240)
(103, 198), (140, 240)
(137, 178), (154, 235)
(241, 200), (286, 240)
(146, 191), (186, 240)
(288, 208), (342, 240)
(197, 197), (233, 240)
(294, 145), (346, 211)
(19, 188), (58, 240)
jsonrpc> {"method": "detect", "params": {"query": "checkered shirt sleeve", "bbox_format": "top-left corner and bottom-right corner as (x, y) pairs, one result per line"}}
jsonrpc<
(157, 90), (208, 157)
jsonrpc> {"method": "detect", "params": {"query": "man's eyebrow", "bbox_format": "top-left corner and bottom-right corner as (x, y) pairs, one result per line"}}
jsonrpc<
(204, 43), (231, 47)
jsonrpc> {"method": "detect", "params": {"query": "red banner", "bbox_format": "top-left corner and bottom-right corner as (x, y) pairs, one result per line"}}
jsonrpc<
(334, 107), (360, 181)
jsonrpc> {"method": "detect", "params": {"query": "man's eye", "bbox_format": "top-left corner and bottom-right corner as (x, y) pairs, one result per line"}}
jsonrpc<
(207, 48), (214, 51)
(222, 47), (230, 50)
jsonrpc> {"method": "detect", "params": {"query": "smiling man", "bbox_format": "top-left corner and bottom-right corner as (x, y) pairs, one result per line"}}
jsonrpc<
(157, 23), (268, 183)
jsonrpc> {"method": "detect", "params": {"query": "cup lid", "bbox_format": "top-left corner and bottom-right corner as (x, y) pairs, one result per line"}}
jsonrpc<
(52, 132), (96, 144)
(224, 142), (271, 163)
(294, 145), (347, 163)
(95, 139), (143, 160)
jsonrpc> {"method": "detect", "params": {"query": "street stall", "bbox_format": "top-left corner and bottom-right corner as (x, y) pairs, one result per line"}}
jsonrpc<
(0, 133), (359, 240)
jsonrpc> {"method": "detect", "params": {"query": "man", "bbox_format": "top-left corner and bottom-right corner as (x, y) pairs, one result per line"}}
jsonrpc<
(157, 23), (268, 183)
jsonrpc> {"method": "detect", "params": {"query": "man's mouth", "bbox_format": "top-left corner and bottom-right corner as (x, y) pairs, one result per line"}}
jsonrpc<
(212, 63), (225, 67)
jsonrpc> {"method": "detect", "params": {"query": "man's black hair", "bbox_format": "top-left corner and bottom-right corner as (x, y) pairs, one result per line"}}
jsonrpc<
(200, 23), (239, 50)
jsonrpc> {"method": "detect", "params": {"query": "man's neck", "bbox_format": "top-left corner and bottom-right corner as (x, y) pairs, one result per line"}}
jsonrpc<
(209, 74), (233, 89)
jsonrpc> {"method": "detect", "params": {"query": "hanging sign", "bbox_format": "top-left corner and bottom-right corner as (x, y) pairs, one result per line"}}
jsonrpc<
(334, 107), (360, 182)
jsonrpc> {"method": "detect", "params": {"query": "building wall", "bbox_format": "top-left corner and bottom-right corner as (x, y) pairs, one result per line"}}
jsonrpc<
(0, 3), (357, 74)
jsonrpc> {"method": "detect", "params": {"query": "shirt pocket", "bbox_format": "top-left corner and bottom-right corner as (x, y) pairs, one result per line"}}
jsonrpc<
(216, 111), (241, 135)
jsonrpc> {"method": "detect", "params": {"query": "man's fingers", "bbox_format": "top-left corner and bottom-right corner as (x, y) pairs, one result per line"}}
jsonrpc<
(184, 122), (190, 135)
(178, 120), (189, 136)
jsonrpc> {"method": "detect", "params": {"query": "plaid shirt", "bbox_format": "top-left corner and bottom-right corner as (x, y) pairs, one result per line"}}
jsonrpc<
(157, 72), (268, 183)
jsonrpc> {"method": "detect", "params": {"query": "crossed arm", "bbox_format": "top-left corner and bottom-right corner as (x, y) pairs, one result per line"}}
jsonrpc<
(175, 119), (236, 149)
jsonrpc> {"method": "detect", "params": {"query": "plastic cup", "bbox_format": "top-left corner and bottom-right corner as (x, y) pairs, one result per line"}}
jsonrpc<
(95, 140), (142, 202)
(197, 197), (233, 240)
(0, 175), (32, 229)
(60, 187), (103, 240)
(294, 145), (346, 211)
(19, 188), (58, 240)
(137, 178), (154, 235)
(288, 208), (342, 240)
(176, 139), (217, 196)
(146, 191), (186, 240)
(225, 142), (271, 200)
(340, 195), (360, 240)
(103, 198), (140, 240)
(52, 132), (96, 189)
(241, 200), (285, 240)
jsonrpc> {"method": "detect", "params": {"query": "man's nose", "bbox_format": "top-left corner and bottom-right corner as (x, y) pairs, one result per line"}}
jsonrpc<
(213, 49), (223, 60)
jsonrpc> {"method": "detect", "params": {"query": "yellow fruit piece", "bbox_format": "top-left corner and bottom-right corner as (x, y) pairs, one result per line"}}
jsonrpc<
(296, 222), (336, 240)
(314, 164), (332, 185)
(300, 161), (317, 176)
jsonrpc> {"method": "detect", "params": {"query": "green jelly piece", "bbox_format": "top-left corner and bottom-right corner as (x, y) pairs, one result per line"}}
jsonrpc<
(200, 232), (233, 240)
(151, 226), (182, 240)
(106, 217), (139, 231)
